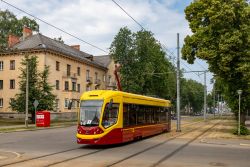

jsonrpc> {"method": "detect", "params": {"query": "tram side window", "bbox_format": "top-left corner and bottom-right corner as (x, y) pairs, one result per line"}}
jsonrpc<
(123, 105), (129, 127)
(102, 103), (119, 128)
(123, 104), (170, 127)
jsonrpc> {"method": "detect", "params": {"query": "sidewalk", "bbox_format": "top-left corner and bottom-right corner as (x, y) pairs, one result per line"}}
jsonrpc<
(0, 121), (77, 133)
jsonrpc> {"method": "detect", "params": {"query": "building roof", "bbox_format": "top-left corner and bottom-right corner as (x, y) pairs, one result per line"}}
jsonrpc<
(93, 55), (112, 67)
(2, 33), (107, 70)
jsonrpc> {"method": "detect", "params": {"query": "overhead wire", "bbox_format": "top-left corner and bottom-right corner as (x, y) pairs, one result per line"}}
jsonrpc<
(111, 0), (205, 81)
(0, 0), (108, 54)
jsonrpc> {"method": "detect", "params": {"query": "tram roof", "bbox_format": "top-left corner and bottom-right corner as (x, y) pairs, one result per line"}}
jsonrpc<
(80, 90), (171, 107)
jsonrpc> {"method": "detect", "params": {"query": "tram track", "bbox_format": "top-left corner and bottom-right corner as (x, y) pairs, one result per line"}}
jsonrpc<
(0, 146), (104, 167)
(0, 119), (220, 167)
(106, 120), (221, 167)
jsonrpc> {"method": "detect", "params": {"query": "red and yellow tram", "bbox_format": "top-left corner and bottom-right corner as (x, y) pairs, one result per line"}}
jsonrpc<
(76, 90), (171, 145)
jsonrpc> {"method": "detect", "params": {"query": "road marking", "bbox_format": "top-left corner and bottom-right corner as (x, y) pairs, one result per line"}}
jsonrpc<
(240, 143), (250, 147)
(0, 150), (21, 158)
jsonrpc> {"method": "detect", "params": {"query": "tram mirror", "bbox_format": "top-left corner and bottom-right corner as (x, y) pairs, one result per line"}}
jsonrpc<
(108, 99), (113, 109)
(68, 101), (72, 110)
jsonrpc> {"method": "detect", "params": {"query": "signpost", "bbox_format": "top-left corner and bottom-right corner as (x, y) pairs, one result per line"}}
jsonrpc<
(33, 100), (39, 126)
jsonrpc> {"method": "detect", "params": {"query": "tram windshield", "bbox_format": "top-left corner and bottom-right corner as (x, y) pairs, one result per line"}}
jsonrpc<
(80, 100), (103, 126)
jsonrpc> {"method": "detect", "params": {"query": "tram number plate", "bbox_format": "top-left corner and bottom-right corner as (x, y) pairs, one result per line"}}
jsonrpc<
(87, 120), (92, 124)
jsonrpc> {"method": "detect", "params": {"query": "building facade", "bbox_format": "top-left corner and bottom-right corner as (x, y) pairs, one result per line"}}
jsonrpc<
(0, 27), (117, 113)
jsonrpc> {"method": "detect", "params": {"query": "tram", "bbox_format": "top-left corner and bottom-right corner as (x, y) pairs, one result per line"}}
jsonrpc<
(76, 90), (171, 145)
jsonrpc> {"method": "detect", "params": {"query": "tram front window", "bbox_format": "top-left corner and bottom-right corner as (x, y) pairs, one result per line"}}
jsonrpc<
(102, 103), (119, 128)
(80, 100), (103, 126)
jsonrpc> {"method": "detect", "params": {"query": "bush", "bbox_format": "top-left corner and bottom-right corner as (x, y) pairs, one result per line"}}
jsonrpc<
(233, 125), (250, 135)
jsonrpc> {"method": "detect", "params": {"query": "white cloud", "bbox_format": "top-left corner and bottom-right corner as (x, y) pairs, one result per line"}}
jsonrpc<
(1, 0), (213, 90)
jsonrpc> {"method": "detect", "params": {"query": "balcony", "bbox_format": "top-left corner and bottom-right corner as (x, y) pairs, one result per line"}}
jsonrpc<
(106, 81), (116, 88)
(62, 72), (77, 79)
(86, 77), (93, 85)
(94, 79), (101, 86)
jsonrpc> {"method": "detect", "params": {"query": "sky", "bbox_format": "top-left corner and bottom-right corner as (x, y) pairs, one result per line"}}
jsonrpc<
(0, 0), (214, 91)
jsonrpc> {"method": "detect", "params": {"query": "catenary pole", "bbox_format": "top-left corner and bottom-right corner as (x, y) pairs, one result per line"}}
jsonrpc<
(25, 59), (29, 128)
(204, 71), (207, 121)
(176, 33), (181, 132)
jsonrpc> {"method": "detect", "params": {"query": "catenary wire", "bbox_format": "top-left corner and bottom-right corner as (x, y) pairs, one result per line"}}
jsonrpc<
(0, 0), (108, 54)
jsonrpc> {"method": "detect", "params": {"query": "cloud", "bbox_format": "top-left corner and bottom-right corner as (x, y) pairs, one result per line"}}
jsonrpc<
(1, 0), (213, 90)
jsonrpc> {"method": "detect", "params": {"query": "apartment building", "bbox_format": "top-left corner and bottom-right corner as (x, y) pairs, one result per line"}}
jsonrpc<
(0, 27), (117, 113)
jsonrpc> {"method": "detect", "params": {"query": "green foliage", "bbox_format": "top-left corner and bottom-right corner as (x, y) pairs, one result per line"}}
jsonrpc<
(182, 0), (250, 119)
(110, 27), (205, 113)
(109, 27), (176, 100)
(10, 55), (56, 115)
(181, 79), (204, 113)
(0, 9), (39, 50)
(37, 65), (57, 111)
(233, 125), (250, 135)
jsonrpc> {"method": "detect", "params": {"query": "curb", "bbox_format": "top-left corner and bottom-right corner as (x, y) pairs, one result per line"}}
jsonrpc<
(0, 123), (77, 133)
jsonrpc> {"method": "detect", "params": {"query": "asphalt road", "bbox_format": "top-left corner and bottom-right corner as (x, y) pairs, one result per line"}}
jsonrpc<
(0, 119), (250, 167)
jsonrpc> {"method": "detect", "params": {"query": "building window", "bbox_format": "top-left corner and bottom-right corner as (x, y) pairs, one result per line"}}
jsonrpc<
(0, 61), (3, 71)
(108, 75), (111, 84)
(10, 98), (14, 105)
(86, 86), (91, 91)
(10, 60), (15, 70)
(65, 81), (69, 90)
(72, 101), (76, 108)
(86, 70), (90, 81)
(10, 79), (15, 89)
(0, 98), (3, 107)
(64, 98), (69, 108)
(56, 80), (60, 90)
(77, 84), (80, 92)
(0, 80), (3, 89)
(67, 64), (71, 76)
(72, 82), (76, 91)
(56, 61), (60, 71)
(77, 67), (80, 76)
(103, 75), (106, 82)
(56, 99), (59, 109)
(95, 72), (98, 80)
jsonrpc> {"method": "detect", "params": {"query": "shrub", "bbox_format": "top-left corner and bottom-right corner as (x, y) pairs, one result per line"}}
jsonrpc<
(233, 125), (250, 135)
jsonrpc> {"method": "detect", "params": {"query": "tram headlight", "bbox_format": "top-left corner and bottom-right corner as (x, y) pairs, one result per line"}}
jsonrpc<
(94, 127), (104, 134)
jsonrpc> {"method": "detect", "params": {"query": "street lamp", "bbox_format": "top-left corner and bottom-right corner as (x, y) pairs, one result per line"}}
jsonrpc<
(25, 57), (29, 128)
(237, 90), (242, 135)
(25, 44), (46, 128)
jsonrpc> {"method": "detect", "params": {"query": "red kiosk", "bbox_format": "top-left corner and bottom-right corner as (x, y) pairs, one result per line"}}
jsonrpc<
(36, 111), (50, 127)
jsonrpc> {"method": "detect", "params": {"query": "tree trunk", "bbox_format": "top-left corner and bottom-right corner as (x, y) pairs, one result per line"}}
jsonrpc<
(31, 112), (35, 124)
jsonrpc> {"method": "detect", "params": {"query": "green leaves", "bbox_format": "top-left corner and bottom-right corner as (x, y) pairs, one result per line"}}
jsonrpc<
(109, 27), (176, 99)
(0, 9), (39, 50)
(183, 0), (250, 119)
(10, 55), (56, 114)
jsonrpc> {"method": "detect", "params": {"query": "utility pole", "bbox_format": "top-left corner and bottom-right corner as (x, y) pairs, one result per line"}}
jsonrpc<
(25, 59), (29, 128)
(213, 89), (216, 117)
(176, 33), (181, 132)
(217, 94), (220, 116)
(204, 71), (207, 121)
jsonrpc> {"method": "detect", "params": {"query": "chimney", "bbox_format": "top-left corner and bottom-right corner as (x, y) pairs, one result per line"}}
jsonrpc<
(8, 34), (20, 48)
(23, 26), (33, 39)
(70, 45), (80, 51)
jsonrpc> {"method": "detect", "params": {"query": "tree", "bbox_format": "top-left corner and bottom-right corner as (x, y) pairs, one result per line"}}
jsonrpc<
(181, 79), (204, 114)
(10, 55), (56, 123)
(37, 65), (56, 111)
(0, 10), (39, 50)
(109, 27), (176, 99)
(182, 0), (250, 124)
(10, 55), (40, 122)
